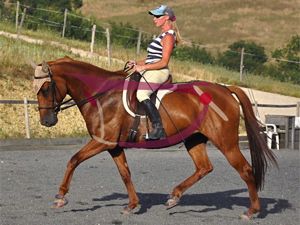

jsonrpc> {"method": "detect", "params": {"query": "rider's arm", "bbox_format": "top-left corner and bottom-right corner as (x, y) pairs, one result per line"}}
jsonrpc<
(134, 34), (175, 72)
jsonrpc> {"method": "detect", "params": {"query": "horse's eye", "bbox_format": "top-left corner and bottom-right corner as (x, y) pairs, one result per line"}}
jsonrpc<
(41, 86), (50, 96)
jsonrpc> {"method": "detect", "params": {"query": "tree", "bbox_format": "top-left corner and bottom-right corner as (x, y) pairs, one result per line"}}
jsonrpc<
(268, 35), (300, 84)
(218, 40), (267, 73)
(11, 0), (82, 11)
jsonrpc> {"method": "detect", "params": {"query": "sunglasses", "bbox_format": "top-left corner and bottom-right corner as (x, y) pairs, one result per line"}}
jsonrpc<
(154, 15), (164, 18)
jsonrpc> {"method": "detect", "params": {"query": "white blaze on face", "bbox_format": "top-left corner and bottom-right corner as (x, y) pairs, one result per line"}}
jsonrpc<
(33, 66), (51, 94)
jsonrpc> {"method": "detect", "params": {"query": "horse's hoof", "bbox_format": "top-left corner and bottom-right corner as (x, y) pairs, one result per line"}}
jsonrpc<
(121, 203), (140, 215)
(52, 195), (68, 208)
(240, 212), (252, 220)
(121, 206), (133, 215)
(165, 195), (180, 210)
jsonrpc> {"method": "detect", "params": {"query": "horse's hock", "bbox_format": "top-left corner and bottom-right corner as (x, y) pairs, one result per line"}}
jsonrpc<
(265, 115), (300, 150)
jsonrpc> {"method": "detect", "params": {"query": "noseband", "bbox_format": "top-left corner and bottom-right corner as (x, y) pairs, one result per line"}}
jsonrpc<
(35, 64), (72, 113)
(34, 62), (105, 114)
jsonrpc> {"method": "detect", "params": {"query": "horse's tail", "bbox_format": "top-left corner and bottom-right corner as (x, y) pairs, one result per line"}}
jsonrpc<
(227, 85), (278, 190)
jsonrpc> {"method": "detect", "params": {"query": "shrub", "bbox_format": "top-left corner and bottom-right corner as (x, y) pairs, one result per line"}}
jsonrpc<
(218, 40), (267, 73)
(173, 45), (214, 64)
(267, 35), (300, 84)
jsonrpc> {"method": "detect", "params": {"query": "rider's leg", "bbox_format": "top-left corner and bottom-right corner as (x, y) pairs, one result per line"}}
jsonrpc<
(141, 99), (166, 140)
(137, 69), (169, 140)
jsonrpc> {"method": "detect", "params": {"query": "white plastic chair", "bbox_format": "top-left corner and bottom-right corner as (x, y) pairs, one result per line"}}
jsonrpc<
(264, 124), (280, 150)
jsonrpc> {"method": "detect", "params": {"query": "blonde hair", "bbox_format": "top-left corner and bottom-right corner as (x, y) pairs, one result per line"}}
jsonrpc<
(172, 21), (182, 45)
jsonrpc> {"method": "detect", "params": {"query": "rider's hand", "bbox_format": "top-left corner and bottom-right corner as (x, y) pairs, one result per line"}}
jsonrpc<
(127, 60), (136, 67)
(134, 64), (146, 73)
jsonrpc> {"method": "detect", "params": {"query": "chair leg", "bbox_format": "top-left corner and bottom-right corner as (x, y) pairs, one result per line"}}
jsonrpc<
(275, 134), (280, 150)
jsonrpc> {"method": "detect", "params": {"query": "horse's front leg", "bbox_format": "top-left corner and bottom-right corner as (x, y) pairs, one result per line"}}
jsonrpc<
(53, 139), (108, 208)
(108, 146), (139, 214)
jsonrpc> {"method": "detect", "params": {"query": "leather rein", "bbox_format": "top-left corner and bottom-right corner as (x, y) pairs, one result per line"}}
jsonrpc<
(35, 65), (105, 114)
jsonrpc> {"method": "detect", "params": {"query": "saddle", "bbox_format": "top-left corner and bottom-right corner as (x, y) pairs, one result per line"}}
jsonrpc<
(124, 72), (173, 142)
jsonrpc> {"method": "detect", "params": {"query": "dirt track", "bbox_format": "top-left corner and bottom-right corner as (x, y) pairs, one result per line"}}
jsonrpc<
(0, 143), (299, 225)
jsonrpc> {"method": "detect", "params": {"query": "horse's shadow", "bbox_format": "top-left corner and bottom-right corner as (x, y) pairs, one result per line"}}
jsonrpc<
(65, 189), (293, 218)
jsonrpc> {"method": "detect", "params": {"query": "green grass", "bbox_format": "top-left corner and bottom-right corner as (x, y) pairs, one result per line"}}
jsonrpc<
(81, 0), (300, 53)
(0, 22), (299, 96)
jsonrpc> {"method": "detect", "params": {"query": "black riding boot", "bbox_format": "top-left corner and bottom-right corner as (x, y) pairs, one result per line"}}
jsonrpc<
(141, 99), (166, 140)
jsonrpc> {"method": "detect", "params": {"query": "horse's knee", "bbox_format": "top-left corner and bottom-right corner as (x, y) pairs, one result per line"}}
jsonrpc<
(241, 165), (255, 182)
(68, 155), (80, 169)
(69, 157), (77, 167)
(195, 165), (213, 179)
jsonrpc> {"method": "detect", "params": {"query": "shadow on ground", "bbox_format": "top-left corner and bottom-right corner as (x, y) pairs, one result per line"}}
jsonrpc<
(60, 189), (294, 218)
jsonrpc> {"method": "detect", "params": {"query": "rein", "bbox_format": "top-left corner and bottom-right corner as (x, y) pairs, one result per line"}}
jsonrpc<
(60, 63), (136, 111)
(36, 64), (115, 113)
(37, 61), (187, 146)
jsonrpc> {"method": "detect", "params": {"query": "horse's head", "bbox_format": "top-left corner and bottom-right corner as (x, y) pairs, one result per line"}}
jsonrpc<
(33, 61), (67, 127)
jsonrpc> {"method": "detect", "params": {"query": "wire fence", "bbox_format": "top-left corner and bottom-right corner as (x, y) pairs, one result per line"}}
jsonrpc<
(0, 98), (299, 139)
(3, 1), (299, 66)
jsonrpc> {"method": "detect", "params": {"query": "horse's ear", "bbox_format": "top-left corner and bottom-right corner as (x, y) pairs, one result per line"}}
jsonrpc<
(42, 61), (49, 73)
(27, 60), (37, 69)
(64, 55), (73, 61)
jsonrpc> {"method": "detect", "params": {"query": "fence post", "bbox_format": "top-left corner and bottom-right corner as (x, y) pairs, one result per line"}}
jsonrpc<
(17, 7), (26, 39)
(106, 28), (111, 66)
(297, 102), (300, 117)
(23, 97), (30, 139)
(62, 8), (68, 38)
(254, 100), (259, 118)
(239, 47), (244, 82)
(90, 24), (96, 53)
(16, 1), (20, 30)
(136, 30), (142, 56)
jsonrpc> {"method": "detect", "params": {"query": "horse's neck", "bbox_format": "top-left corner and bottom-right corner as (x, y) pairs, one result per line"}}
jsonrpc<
(63, 66), (124, 106)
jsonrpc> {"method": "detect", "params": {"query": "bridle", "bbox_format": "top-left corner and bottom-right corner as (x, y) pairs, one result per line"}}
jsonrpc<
(35, 63), (106, 114)
(35, 64), (73, 113)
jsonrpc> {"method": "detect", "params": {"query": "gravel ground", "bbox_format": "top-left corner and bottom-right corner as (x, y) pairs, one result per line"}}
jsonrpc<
(0, 144), (299, 225)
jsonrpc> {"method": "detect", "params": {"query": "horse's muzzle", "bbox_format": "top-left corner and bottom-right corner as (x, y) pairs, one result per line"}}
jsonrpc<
(40, 114), (58, 127)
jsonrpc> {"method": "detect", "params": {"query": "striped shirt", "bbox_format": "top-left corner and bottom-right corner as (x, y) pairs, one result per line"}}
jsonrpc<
(145, 29), (176, 64)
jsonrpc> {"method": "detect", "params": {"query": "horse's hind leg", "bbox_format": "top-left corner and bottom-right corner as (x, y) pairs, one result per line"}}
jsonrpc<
(108, 146), (139, 214)
(53, 139), (108, 208)
(166, 137), (213, 208)
(221, 144), (260, 219)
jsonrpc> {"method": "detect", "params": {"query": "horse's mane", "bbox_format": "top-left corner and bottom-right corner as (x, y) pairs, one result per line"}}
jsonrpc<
(48, 56), (127, 78)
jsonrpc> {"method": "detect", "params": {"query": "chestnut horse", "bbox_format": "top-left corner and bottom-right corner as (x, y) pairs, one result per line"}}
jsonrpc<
(34, 57), (277, 219)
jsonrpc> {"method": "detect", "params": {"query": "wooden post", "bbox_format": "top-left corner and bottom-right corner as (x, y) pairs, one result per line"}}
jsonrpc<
(90, 24), (96, 53)
(16, 1), (20, 30)
(254, 100), (259, 118)
(24, 97), (30, 139)
(17, 7), (26, 39)
(62, 9), (68, 38)
(297, 102), (300, 150)
(106, 28), (111, 66)
(136, 30), (142, 56)
(239, 47), (244, 82)
(290, 116), (295, 150)
(297, 102), (300, 117)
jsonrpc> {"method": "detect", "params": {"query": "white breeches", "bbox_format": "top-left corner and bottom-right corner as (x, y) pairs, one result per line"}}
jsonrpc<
(136, 69), (169, 102)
